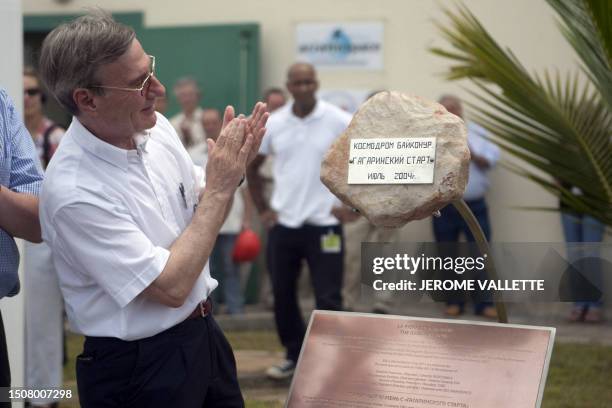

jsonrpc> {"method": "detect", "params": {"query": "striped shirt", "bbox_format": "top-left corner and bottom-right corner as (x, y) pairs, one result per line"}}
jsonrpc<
(0, 89), (44, 298)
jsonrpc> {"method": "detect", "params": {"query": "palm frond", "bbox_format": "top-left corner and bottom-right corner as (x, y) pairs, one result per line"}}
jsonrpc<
(547, 0), (612, 110)
(430, 2), (612, 227)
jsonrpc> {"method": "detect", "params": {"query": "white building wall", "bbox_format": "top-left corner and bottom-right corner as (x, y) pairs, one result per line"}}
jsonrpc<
(22, 0), (604, 243)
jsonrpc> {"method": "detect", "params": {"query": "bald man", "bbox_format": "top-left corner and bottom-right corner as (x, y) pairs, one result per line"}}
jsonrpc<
(248, 63), (353, 379)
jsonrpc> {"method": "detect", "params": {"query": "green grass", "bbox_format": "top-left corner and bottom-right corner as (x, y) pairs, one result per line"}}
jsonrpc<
(542, 343), (612, 408)
(225, 329), (282, 352)
(62, 331), (612, 407)
(245, 401), (283, 408)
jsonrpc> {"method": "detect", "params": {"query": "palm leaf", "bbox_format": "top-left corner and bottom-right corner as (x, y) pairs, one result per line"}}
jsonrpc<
(547, 0), (612, 110)
(430, 2), (612, 227)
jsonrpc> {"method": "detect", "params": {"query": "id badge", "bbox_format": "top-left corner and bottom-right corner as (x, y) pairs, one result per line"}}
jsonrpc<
(321, 230), (341, 253)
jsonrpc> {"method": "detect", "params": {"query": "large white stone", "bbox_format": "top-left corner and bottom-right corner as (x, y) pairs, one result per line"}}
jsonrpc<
(321, 91), (469, 227)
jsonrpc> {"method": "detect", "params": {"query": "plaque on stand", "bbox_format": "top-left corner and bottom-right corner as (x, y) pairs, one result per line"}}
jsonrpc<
(286, 311), (555, 408)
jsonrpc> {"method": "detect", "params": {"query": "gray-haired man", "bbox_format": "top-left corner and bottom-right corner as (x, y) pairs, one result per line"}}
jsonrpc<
(39, 11), (267, 407)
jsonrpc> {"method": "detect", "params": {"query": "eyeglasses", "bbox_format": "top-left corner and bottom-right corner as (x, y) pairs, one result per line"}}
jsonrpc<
(90, 55), (156, 96)
(24, 88), (41, 97)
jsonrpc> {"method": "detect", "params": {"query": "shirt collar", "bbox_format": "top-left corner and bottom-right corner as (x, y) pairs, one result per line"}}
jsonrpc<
(134, 132), (150, 153)
(70, 117), (150, 171)
(290, 99), (325, 122)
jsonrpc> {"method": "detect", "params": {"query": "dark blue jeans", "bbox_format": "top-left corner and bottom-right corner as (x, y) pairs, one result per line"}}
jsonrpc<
(432, 199), (493, 314)
(561, 213), (605, 308)
(210, 234), (244, 315)
(268, 224), (344, 362)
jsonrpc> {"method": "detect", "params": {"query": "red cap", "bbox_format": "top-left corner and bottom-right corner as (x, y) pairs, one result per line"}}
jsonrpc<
(232, 229), (261, 262)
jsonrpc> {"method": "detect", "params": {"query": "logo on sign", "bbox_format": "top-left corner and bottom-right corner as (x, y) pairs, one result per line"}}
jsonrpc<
(298, 28), (380, 63)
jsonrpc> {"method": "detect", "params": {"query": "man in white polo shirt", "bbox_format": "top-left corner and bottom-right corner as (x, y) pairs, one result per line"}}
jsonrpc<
(247, 63), (352, 379)
(38, 11), (267, 407)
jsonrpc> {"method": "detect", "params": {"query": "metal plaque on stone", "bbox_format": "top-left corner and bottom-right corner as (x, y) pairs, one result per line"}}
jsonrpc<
(286, 311), (555, 408)
(347, 137), (437, 184)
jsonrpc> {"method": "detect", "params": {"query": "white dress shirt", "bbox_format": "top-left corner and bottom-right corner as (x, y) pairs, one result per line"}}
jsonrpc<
(259, 100), (351, 228)
(40, 113), (216, 341)
(464, 122), (500, 201)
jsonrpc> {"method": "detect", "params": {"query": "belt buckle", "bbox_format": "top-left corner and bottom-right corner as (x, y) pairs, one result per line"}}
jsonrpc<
(199, 299), (209, 317)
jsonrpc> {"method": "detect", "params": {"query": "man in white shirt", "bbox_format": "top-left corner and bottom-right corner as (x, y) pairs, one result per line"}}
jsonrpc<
(434, 95), (500, 319)
(247, 63), (352, 380)
(38, 11), (267, 407)
(170, 77), (207, 148)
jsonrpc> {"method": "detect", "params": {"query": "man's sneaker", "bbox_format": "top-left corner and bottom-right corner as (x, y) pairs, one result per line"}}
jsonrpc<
(266, 359), (296, 380)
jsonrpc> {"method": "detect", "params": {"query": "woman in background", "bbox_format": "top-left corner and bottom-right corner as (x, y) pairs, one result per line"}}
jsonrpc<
(23, 67), (65, 408)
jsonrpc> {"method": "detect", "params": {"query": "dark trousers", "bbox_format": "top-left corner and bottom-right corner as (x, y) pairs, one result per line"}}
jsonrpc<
(268, 224), (343, 362)
(77, 313), (243, 408)
(433, 199), (491, 242)
(0, 312), (10, 408)
(432, 199), (493, 313)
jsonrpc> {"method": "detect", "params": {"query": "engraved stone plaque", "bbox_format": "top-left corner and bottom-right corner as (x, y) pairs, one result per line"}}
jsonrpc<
(287, 311), (555, 408)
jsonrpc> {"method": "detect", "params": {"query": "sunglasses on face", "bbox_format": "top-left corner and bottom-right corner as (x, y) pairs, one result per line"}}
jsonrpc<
(24, 88), (41, 97)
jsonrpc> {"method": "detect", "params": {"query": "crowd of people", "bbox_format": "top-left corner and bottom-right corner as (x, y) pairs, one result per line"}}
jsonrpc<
(0, 10), (606, 408)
